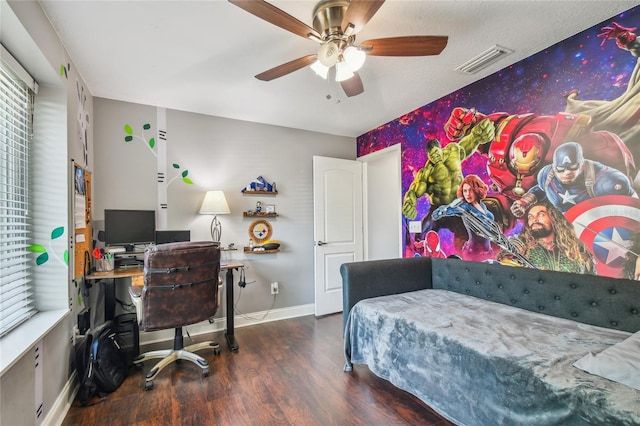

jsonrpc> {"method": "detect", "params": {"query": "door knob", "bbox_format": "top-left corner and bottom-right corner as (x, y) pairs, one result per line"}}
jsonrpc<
(317, 241), (327, 246)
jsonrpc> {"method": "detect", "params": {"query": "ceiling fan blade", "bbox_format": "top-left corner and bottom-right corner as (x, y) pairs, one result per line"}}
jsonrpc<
(340, 72), (364, 97)
(228, 0), (321, 40)
(255, 54), (317, 81)
(361, 36), (448, 56)
(341, 0), (385, 34)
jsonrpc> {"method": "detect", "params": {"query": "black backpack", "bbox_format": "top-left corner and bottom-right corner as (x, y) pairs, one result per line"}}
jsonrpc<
(75, 320), (128, 405)
(112, 313), (139, 367)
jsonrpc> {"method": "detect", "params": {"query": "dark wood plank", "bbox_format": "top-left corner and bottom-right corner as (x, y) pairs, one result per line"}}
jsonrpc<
(62, 314), (454, 426)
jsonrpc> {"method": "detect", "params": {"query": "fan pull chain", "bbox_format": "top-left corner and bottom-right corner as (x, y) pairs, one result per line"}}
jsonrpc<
(325, 76), (341, 104)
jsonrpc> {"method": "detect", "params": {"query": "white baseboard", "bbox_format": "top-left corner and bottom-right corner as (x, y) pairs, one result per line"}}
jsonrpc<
(49, 304), (314, 425)
(137, 303), (314, 347)
(44, 371), (77, 426)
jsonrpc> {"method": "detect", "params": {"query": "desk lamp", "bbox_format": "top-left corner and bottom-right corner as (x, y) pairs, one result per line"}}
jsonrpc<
(199, 190), (230, 246)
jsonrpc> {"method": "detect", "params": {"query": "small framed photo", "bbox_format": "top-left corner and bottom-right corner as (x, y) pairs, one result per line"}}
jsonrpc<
(266, 205), (276, 214)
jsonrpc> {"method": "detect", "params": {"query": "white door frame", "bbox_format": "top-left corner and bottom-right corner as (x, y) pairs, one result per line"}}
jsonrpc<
(360, 144), (402, 260)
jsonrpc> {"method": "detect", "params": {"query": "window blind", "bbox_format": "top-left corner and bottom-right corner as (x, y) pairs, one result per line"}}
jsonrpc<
(0, 47), (36, 337)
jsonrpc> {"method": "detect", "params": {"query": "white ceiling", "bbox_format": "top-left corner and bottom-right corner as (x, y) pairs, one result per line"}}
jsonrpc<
(38, 0), (639, 138)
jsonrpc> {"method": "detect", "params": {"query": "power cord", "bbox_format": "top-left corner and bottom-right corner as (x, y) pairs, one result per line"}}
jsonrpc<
(116, 297), (135, 313)
(234, 285), (277, 321)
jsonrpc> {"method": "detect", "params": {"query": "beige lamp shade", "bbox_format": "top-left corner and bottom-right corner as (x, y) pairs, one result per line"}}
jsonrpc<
(199, 191), (230, 244)
(199, 190), (230, 215)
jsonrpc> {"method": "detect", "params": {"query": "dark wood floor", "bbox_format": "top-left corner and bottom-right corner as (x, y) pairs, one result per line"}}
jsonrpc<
(62, 313), (453, 426)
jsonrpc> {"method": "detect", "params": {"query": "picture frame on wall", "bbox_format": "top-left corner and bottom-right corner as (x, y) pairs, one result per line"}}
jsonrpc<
(266, 205), (276, 214)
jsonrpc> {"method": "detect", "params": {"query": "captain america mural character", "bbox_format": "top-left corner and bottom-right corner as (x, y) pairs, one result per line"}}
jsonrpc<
(510, 142), (637, 216)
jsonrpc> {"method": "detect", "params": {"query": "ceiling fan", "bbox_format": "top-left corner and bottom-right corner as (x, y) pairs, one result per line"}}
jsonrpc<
(228, 0), (448, 97)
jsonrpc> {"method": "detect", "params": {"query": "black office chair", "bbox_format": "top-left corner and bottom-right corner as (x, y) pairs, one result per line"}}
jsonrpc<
(129, 241), (221, 390)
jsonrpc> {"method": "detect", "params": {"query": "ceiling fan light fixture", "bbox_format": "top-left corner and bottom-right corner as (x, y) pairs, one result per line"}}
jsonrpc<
(310, 60), (329, 79)
(335, 60), (354, 82)
(318, 42), (340, 67)
(343, 46), (366, 72)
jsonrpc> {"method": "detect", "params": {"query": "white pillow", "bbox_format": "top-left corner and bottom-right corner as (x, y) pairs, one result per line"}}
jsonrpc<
(573, 330), (640, 391)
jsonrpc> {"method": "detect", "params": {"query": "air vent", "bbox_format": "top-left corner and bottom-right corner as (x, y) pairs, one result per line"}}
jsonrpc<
(455, 45), (514, 75)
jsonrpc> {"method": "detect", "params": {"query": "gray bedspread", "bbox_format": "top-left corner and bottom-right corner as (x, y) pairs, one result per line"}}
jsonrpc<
(344, 289), (640, 426)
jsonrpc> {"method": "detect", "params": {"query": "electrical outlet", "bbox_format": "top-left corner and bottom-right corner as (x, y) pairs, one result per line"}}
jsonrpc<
(409, 221), (422, 233)
(271, 282), (279, 295)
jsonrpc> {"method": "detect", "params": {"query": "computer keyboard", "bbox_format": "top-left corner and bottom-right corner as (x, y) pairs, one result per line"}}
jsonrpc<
(117, 258), (143, 268)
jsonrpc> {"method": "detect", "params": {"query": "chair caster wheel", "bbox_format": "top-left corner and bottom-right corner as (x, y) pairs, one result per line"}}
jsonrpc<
(214, 347), (221, 355)
(202, 368), (210, 378)
(144, 381), (154, 391)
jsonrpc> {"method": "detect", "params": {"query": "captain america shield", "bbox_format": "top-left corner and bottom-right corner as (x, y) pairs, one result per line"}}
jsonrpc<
(564, 195), (640, 278)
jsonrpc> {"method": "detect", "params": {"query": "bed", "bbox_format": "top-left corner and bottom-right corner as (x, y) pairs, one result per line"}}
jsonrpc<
(341, 257), (640, 425)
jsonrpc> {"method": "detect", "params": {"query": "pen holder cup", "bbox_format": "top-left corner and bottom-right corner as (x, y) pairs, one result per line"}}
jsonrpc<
(96, 257), (114, 272)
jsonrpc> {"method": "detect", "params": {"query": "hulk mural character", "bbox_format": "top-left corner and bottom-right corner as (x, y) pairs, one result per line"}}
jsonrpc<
(402, 118), (495, 220)
(402, 118), (494, 251)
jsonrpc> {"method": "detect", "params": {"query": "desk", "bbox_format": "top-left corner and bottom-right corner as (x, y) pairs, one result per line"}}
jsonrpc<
(86, 261), (244, 351)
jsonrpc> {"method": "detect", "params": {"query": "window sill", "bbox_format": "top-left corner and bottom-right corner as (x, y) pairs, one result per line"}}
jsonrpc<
(0, 309), (70, 377)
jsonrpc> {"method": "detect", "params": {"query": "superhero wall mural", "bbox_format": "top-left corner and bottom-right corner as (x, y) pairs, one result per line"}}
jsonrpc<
(357, 8), (640, 280)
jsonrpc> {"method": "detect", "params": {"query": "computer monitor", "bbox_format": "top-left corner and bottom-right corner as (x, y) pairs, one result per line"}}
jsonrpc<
(155, 230), (191, 244)
(104, 209), (156, 251)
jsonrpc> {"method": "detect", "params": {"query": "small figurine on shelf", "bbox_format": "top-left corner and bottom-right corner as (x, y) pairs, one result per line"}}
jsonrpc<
(242, 176), (275, 193)
(256, 201), (262, 213)
(248, 239), (255, 251)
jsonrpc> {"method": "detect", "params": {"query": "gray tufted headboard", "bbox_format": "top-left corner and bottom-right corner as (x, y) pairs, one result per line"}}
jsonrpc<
(341, 256), (640, 334)
(432, 258), (640, 333)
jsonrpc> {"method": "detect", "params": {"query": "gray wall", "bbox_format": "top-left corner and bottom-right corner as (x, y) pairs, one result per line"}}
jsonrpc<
(92, 99), (355, 317)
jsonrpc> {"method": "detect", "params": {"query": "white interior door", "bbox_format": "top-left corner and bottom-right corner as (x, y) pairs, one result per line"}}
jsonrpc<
(313, 156), (363, 316)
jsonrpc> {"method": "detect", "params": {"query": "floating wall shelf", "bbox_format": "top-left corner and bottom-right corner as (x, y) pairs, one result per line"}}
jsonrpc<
(242, 190), (278, 195)
(244, 247), (280, 254)
(243, 212), (278, 218)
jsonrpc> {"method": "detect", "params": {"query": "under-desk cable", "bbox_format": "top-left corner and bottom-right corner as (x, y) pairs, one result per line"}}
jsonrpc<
(233, 266), (276, 321)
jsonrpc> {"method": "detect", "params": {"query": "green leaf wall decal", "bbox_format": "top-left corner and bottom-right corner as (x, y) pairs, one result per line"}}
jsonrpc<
(124, 124), (133, 135)
(27, 244), (46, 253)
(36, 253), (49, 265)
(183, 177), (194, 185)
(51, 227), (64, 239)
(172, 163), (180, 169)
(64, 250), (69, 265)
(143, 123), (151, 130)
(125, 136), (133, 142)
(148, 138), (155, 148)
(181, 170), (188, 177)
